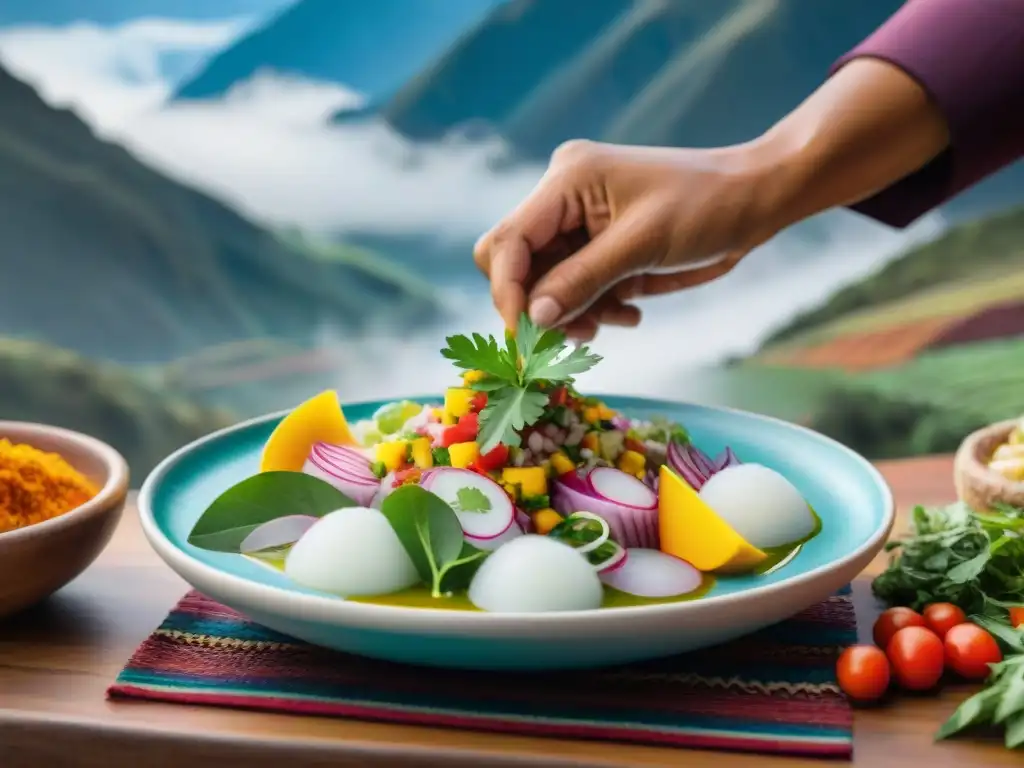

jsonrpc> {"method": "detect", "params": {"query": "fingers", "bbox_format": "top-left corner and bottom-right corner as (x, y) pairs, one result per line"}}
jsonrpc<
(527, 213), (648, 327)
(616, 251), (746, 299)
(474, 174), (581, 330)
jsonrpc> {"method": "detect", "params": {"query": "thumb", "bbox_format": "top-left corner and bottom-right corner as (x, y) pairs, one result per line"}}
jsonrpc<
(526, 214), (649, 327)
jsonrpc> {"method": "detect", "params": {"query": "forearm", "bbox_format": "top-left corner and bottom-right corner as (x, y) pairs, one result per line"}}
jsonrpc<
(750, 57), (950, 229)
(750, 0), (1024, 229)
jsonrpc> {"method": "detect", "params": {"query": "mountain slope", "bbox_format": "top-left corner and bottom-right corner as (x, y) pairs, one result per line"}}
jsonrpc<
(0, 1), (286, 25)
(0, 65), (442, 364)
(365, 0), (1019, 220)
(173, 0), (501, 102)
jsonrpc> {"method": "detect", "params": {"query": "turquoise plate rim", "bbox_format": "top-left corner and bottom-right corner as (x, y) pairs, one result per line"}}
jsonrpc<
(138, 394), (895, 629)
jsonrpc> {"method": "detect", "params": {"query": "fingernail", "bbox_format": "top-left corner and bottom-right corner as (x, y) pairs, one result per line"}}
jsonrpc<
(529, 296), (563, 327)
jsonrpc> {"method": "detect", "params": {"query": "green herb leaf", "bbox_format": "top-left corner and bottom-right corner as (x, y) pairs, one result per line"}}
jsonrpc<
(477, 386), (549, 454)
(379, 484), (488, 598)
(936, 684), (1004, 741)
(187, 471), (351, 552)
(453, 486), (492, 514)
(440, 332), (518, 382)
(525, 341), (602, 383)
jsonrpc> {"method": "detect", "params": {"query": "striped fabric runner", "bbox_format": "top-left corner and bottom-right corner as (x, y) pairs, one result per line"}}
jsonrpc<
(109, 588), (857, 759)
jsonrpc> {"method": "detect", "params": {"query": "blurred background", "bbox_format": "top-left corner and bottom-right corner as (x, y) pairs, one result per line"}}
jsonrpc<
(0, 0), (1021, 478)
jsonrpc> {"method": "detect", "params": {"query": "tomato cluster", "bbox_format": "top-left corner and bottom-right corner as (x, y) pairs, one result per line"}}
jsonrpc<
(836, 603), (1003, 703)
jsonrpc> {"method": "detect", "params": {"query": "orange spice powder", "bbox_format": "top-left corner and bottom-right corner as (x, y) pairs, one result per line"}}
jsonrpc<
(0, 439), (99, 534)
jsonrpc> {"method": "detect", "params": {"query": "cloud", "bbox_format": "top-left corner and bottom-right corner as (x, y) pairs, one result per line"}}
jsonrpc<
(0, 18), (949, 406)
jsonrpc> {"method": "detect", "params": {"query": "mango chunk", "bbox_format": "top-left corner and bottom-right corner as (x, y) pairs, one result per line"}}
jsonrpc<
(445, 387), (475, 420)
(410, 437), (433, 469)
(658, 465), (767, 574)
(260, 390), (356, 472)
(449, 441), (480, 469)
(376, 441), (409, 472)
(501, 466), (548, 498)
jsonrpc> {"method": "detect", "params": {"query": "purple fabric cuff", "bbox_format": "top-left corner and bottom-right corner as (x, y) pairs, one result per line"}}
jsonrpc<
(831, 0), (1024, 227)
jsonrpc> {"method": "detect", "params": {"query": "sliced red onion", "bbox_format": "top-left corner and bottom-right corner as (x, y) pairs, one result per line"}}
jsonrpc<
(715, 447), (741, 471)
(551, 469), (658, 549)
(610, 415), (632, 431)
(240, 515), (317, 555)
(599, 549), (703, 598)
(666, 441), (743, 491)
(421, 467), (515, 541)
(515, 507), (534, 533)
(597, 544), (628, 573)
(303, 443), (379, 507)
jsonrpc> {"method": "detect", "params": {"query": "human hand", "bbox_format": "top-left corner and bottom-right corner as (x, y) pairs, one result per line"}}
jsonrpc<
(473, 139), (785, 339)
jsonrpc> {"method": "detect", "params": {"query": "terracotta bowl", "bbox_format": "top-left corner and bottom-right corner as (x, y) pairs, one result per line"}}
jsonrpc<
(0, 422), (129, 619)
(953, 419), (1024, 512)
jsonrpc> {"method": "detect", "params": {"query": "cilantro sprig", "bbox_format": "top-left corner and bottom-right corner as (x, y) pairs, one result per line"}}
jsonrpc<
(441, 314), (601, 453)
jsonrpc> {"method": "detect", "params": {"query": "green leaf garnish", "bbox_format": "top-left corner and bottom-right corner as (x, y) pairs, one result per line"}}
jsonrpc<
(452, 486), (492, 514)
(440, 313), (601, 453)
(379, 484), (487, 598)
(187, 471), (351, 552)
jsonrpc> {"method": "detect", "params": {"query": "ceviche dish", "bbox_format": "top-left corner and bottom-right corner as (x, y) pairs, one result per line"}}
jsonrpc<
(187, 316), (821, 613)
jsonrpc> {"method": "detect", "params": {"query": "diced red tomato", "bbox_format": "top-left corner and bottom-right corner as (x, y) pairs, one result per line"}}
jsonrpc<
(1011, 607), (1024, 628)
(625, 437), (647, 454)
(441, 412), (479, 447)
(393, 467), (422, 487)
(550, 387), (568, 407)
(470, 392), (488, 412)
(475, 444), (509, 472)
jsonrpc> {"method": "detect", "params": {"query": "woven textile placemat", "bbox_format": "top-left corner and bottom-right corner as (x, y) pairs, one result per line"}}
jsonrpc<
(109, 587), (858, 759)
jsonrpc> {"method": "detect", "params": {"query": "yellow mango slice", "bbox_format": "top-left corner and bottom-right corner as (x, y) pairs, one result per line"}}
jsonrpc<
(658, 465), (767, 574)
(376, 441), (410, 472)
(449, 441), (480, 469)
(444, 387), (475, 420)
(260, 390), (357, 472)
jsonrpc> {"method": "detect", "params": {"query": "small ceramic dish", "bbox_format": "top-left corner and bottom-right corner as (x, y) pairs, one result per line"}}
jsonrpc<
(139, 396), (895, 671)
(0, 422), (129, 618)
(954, 419), (1024, 512)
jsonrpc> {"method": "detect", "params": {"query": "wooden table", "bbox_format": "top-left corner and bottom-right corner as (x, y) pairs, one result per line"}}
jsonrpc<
(0, 455), (1015, 767)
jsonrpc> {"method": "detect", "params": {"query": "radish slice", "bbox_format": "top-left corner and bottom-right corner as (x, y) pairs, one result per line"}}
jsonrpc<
(547, 512), (624, 570)
(240, 515), (317, 555)
(588, 467), (657, 509)
(599, 549), (702, 598)
(467, 521), (524, 551)
(421, 468), (514, 540)
(551, 470), (658, 549)
(562, 511), (609, 555)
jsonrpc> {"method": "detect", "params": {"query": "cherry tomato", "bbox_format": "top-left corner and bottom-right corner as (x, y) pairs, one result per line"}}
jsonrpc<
(1010, 607), (1024, 629)
(470, 392), (488, 413)
(873, 607), (926, 648)
(475, 444), (509, 472)
(922, 603), (968, 639)
(886, 626), (945, 691)
(943, 623), (1002, 680)
(836, 645), (891, 702)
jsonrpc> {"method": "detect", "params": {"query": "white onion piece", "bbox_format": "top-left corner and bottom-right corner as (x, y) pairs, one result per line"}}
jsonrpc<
(421, 468), (514, 540)
(240, 515), (317, 554)
(588, 467), (657, 509)
(599, 548), (702, 598)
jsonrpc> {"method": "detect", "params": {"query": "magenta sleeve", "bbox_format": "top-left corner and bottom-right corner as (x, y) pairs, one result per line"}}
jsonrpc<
(831, 0), (1024, 227)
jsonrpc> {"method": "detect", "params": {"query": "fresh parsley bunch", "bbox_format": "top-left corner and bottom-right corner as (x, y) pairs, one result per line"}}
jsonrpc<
(872, 502), (1024, 618)
(441, 314), (602, 454)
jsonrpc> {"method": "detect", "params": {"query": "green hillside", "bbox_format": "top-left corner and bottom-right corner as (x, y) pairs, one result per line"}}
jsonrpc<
(761, 205), (1024, 349)
(0, 338), (234, 478)
(0, 65), (444, 365)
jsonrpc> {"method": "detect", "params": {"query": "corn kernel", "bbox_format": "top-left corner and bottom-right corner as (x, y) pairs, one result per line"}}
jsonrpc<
(501, 466), (548, 498)
(533, 508), (563, 535)
(375, 441), (409, 472)
(448, 441), (480, 469)
(550, 451), (575, 476)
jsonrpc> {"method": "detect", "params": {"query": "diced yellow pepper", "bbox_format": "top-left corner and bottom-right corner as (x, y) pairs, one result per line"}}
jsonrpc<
(441, 410), (456, 426)
(501, 467), (548, 498)
(597, 404), (616, 420)
(410, 437), (433, 469)
(617, 449), (646, 477)
(445, 387), (475, 420)
(430, 407), (444, 420)
(550, 451), (575, 476)
(449, 441), (480, 469)
(581, 432), (599, 452)
(533, 508), (563, 535)
(375, 440), (409, 472)
(462, 370), (486, 385)
(583, 406), (602, 424)
(502, 482), (518, 501)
